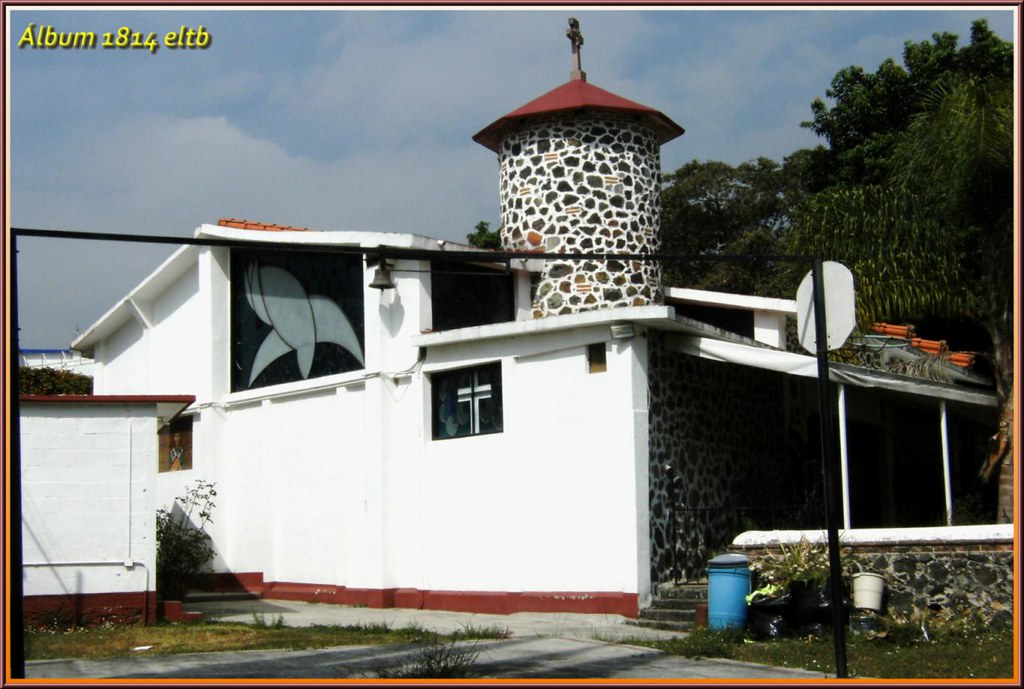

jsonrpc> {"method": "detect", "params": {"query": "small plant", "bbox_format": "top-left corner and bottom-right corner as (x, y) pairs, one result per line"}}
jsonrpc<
(251, 613), (285, 629)
(449, 622), (512, 641)
(656, 626), (745, 660)
(746, 582), (785, 605)
(156, 480), (217, 601)
(749, 538), (851, 588)
(373, 639), (480, 679)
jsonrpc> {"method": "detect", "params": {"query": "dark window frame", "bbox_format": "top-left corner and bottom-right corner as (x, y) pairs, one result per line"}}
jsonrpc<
(587, 342), (607, 373)
(430, 261), (515, 332)
(431, 362), (504, 440)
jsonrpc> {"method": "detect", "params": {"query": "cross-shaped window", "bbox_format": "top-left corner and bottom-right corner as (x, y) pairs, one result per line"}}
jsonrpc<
(432, 363), (504, 439)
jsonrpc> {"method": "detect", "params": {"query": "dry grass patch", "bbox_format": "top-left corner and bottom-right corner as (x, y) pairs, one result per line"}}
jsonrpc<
(25, 620), (475, 661)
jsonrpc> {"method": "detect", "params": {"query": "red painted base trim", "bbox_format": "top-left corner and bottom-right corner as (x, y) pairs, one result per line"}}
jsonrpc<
(24, 591), (157, 627)
(158, 600), (204, 623)
(420, 590), (639, 618)
(199, 572), (639, 617)
(202, 571), (265, 594)
(214, 575), (639, 618)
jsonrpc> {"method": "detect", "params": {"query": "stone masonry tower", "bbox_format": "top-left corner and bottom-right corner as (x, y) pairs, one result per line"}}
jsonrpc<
(473, 18), (684, 318)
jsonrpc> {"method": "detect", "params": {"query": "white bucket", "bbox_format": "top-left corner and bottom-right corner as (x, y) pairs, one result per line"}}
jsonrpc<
(851, 572), (885, 612)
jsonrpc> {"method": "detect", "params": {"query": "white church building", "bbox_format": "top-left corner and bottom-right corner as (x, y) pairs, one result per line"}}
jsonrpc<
(22, 28), (1001, 625)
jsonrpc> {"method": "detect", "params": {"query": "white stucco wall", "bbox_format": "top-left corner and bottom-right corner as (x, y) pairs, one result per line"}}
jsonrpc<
(157, 337), (648, 598)
(82, 233), (653, 604)
(416, 327), (648, 596)
(148, 263), (204, 394)
(95, 320), (148, 394)
(20, 402), (159, 598)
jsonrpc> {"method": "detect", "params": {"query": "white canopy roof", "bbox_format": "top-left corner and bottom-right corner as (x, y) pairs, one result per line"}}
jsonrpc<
(672, 335), (997, 408)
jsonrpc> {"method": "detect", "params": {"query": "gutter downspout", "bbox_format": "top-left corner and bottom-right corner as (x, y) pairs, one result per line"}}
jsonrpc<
(127, 408), (134, 566)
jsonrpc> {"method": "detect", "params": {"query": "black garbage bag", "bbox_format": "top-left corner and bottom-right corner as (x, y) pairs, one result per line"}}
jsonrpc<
(747, 608), (792, 639)
(790, 582), (852, 625)
(790, 582), (831, 624)
(746, 591), (793, 639)
(749, 590), (792, 612)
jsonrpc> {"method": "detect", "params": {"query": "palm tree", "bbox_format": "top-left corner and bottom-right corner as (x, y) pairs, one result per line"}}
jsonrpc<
(786, 76), (1014, 523)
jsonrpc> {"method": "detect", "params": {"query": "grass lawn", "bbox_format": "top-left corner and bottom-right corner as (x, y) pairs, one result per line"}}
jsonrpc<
(638, 625), (1017, 679)
(25, 618), (510, 662)
(25, 616), (1016, 680)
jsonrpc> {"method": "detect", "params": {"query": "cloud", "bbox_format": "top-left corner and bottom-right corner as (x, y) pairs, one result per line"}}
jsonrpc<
(12, 111), (503, 346)
(9, 7), (1016, 347)
(16, 113), (497, 232)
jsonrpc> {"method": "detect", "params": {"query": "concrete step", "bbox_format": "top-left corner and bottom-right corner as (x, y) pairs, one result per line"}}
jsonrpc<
(627, 618), (695, 633)
(655, 585), (708, 602)
(649, 597), (703, 611)
(639, 608), (696, 623)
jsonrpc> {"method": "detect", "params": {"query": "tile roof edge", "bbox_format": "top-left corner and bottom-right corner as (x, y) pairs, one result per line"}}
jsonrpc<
(217, 218), (311, 232)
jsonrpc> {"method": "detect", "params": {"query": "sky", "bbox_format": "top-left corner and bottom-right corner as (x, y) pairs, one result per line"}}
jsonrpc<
(5, 4), (1016, 349)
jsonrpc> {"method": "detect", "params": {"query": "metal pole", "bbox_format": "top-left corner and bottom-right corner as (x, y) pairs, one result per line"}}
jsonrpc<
(940, 401), (953, 526)
(838, 384), (851, 529)
(811, 258), (848, 678)
(7, 231), (27, 678)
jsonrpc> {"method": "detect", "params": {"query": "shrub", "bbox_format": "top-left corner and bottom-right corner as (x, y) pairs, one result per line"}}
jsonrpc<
(19, 366), (92, 395)
(156, 481), (217, 601)
(749, 538), (852, 588)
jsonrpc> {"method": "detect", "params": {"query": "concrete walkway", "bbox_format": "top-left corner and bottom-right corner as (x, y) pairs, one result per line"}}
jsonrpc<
(26, 599), (831, 680)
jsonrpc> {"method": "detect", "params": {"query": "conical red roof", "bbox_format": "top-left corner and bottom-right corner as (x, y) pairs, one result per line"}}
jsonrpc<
(473, 79), (684, 152)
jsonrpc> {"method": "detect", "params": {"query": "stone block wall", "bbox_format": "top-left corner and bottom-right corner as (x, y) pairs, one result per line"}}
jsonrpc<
(647, 334), (808, 584)
(497, 113), (663, 317)
(848, 542), (1013, 625)
(734, 534), (1014, 625)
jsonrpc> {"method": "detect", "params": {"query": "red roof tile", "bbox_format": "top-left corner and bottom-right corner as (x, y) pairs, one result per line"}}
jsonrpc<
(873, 322), (916, 339)
(473, 79), (684, 152)
(218, 218), (309, 232)
(872, 322), (974, 369)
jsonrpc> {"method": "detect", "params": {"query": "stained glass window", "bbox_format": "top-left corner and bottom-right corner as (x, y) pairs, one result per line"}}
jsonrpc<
(231, 249), (365, 391)
(432, 363), (503, 440)
(159, 416), (192, 472)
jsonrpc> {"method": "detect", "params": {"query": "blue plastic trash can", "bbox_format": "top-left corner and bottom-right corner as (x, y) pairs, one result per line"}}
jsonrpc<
(706, 553), (751, 630)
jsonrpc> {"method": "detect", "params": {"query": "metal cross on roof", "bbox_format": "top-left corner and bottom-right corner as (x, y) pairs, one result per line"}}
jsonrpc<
(567, 17), (586, 82)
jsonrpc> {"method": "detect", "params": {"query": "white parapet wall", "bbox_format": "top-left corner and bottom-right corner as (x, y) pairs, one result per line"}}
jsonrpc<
(733, 524), (1014, 547)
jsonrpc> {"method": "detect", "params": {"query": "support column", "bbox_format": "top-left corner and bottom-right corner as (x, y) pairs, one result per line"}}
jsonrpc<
(940, 401), (953, 526)
(838, 384), (851, 529)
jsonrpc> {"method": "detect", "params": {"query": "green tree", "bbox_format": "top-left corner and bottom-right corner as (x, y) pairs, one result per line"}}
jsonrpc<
(660, 155), (810, 295)
(466, 220), (501, 250)
(787, 72), (1013, 522)
(802, 20), (1011, 190)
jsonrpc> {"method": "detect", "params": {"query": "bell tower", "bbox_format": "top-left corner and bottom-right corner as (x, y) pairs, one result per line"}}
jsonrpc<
(473, 18), (684, 318)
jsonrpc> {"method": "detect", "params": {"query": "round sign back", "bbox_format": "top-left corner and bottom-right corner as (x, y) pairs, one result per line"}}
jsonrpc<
(796, 261), (856, 353)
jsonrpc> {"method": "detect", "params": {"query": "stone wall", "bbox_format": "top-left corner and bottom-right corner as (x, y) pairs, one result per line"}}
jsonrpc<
(733, 529), (1014, 625)
(648, 334), (809, 584)
(497, 113), (662, 317)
